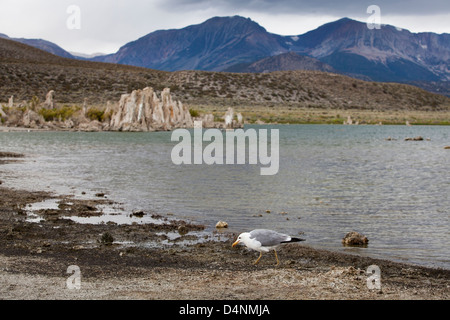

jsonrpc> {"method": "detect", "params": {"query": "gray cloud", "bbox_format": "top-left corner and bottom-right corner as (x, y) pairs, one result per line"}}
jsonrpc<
(162, 0), (450, 16)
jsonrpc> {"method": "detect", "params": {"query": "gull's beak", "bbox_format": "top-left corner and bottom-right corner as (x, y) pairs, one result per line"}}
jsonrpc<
(232, 239), (240, 247)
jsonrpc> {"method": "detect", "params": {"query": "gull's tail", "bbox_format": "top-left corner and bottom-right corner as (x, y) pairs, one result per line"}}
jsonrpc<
(282, 237), (305, 243)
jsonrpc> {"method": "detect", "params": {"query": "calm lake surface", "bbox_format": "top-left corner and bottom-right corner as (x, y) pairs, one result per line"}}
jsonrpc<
(1, 125), (449, 269)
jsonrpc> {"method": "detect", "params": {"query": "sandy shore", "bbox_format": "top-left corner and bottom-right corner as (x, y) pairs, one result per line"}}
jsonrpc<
(0, 153), (449, 300)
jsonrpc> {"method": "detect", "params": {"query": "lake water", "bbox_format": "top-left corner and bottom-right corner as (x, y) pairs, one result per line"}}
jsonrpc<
(1, 125), (449, 269)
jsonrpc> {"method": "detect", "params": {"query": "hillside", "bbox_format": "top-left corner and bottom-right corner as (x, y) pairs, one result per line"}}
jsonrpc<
(165, 70), (449, 112)
(0, 37), (167, 104)
(1, 37), (449, 125)
(0, 33), (75, 59)
(224, 52), (336, 73)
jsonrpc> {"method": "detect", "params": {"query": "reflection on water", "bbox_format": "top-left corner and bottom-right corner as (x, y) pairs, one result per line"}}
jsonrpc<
(0, 125), (449, 269)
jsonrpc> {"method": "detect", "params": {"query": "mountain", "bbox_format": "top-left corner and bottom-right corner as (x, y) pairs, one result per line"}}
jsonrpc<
(224, 51), (336, 73)
(291, 18), (450, 82)
(92, 16), (289, 71)
(0, 34), (75, 59)
(91, 16), (449, 88)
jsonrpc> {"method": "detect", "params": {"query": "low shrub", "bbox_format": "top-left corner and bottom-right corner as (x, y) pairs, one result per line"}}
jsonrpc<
(38, 105), (79, 122)
(189, 109), (200, 117)
(86, 107), (105, 122)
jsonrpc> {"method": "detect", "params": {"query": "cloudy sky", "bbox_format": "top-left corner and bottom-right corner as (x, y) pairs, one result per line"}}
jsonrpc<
(0, 0), (449, 54)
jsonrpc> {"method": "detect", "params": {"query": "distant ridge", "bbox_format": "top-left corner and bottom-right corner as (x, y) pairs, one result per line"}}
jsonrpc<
(0, 33), (75, 59)
(224, 52), (336, 73)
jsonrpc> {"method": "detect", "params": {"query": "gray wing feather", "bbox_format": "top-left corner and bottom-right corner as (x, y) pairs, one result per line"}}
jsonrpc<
(249, 229), (290, 247)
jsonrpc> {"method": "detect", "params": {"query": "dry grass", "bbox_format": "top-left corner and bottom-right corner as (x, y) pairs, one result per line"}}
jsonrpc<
(191, 104), (450, 125)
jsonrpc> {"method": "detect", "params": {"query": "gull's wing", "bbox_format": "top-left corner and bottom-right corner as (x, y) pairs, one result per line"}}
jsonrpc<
(249, 229), (290, 247)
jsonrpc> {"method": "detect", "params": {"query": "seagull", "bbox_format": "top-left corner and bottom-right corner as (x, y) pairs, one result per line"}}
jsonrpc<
(232, 229), (305, 266)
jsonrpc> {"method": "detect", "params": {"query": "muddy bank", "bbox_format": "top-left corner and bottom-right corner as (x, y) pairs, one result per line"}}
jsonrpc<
(0, 184), (449, 300)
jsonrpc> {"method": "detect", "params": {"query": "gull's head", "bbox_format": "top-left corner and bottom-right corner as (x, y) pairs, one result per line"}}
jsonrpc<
(232, 232), (251, 247)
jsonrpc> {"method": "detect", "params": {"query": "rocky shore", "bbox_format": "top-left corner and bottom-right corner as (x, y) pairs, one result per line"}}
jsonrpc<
(0, 152), (448, 300)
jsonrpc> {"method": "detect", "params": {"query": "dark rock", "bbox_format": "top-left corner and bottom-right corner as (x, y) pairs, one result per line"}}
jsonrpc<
(132, 210), (145, 218)
(405, 136), (424, 141)
(342, 231), (369, 246)
(100, 232), (114, 245)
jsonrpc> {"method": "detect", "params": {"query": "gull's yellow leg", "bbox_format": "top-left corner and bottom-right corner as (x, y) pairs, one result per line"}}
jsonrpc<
(254, 252), (263, 265)
(274, 250), (280, 266)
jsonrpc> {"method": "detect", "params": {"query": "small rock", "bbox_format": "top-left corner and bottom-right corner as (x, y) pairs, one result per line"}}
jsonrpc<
(265, 210), (271, 213)
(405, 136), (423, 141)
(95, 192), (106, 197)
(215, 221), (229, 229)
(342, 231), (369, 246)
(100, 232), (114, 245)
(132, 210), (145, 218)
(444, 146), (450, 149)
(178, 225), (189, 235)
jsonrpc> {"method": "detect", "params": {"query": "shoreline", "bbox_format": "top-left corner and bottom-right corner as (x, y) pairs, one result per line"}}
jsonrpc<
(2, 104), (450, 133)
(0, 183), (449, 300)
(1, 121), (450, 135)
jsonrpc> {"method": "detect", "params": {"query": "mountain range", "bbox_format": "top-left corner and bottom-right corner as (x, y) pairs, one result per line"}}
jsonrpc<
(90, 16), (449, 82)
(2, 16), (449, 95)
